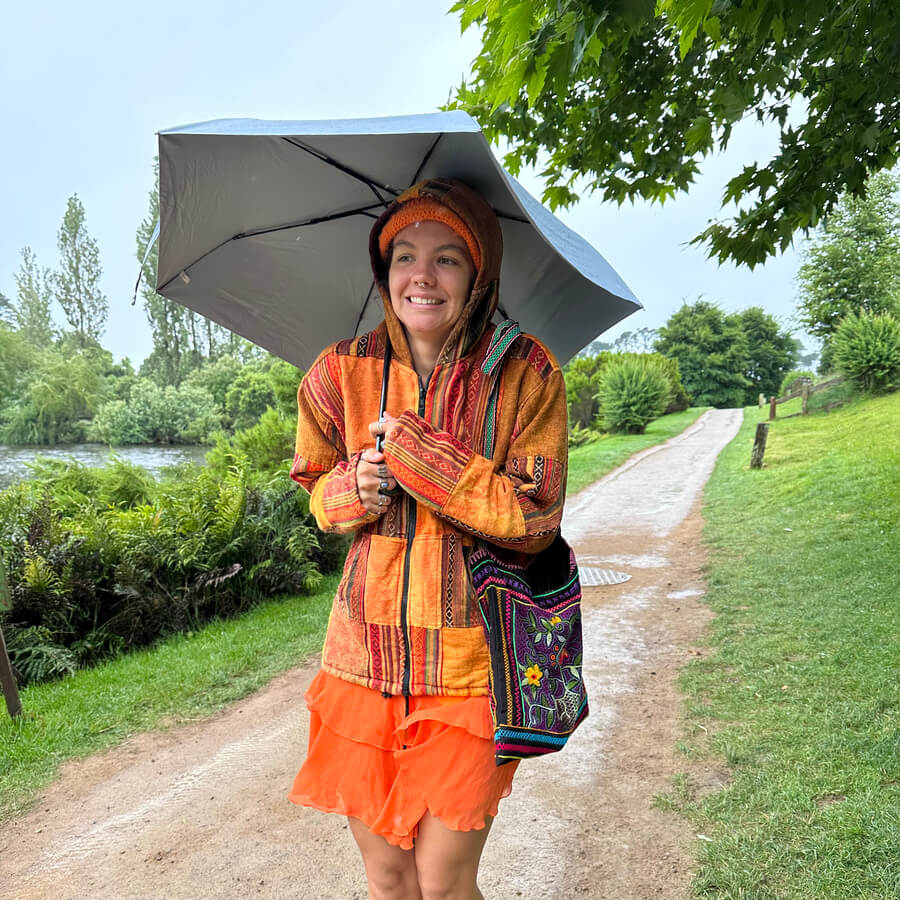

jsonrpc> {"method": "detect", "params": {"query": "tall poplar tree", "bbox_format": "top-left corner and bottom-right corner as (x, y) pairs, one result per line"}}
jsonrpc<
(796, 171), (900, 341)
(51, 195), (108, 346)
(13, 246), (55, 346)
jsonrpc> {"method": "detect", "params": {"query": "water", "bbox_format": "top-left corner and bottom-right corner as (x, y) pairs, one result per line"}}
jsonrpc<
(0, 444), (211, 489)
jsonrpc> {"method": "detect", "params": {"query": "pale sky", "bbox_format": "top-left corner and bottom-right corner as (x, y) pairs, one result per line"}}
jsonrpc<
(1, 0), (809, 365)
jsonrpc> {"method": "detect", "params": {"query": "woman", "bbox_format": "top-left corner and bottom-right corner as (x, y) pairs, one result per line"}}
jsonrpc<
(288, 178), (568, 899)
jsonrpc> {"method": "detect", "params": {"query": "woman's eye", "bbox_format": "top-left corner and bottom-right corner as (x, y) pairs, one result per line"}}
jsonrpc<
(438, 255), (459, 266)
(394, 253), (413, 263)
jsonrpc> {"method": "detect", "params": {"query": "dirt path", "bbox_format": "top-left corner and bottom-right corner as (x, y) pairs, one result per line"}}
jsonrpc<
(0, 408), (743, 900)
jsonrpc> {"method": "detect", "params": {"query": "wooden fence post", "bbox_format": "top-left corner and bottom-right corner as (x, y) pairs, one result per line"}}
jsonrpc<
(750, 422), (769, 469)
(801, 380), (810, 415)
(769, 396), (777, 420)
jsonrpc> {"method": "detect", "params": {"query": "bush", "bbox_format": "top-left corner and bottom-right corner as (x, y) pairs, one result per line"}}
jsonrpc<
(597, 356), (669, 433)
(89, 379), (221, 445)
(206, 408), (295, 476)
(0, 457), (343, 686)
(832, 310), (900, 394)
(778, 370), (817, 398)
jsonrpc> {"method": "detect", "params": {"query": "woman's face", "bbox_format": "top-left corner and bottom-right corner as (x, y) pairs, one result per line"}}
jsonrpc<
(388, 220), (475, 350)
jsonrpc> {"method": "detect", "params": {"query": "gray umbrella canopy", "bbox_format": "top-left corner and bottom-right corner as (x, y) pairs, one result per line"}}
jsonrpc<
(156, 110), (641, 370)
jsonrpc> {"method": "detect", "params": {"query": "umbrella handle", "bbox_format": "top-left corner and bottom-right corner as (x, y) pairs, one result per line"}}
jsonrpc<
(375, 339), (392, 453)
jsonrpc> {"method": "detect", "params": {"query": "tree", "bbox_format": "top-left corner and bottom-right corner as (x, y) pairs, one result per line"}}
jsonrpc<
(12, 247), (55, 346)
(51, 195), (108, 346)
(0, 291), (13, 327)
(735, 307), (798, 403)
(450, 0), (900, 266)
(796, 171), (900, 341)
(654, 301), (749, 407)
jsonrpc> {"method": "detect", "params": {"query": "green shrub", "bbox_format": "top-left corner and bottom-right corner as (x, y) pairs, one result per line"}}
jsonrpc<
(89, 379), (221, 444)
(832, 310), (900, 393)
(778, 369), (817, 397)
(0, 457), (343, 686)
(597, 356), (669, 433)
(207, 408), (295, 476)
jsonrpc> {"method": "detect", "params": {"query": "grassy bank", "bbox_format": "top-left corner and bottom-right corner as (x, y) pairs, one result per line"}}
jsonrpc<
(668, 393), (900, 898)
(0, 577), (338, 821)
(567, 406), (709, 496)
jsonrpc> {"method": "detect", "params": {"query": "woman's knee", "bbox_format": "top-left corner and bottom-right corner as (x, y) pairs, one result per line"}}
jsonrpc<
(416, 865), (481, 900)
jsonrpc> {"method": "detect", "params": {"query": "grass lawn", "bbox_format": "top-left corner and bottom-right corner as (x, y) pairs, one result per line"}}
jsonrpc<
(666, 392), (900, 899)
(567, 406), (709, 496)
(0, 576), (338, 822)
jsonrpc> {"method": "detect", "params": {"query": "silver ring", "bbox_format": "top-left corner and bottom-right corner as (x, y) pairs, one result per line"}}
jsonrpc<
(380, 479), (389, 491)
(377, 464), (389, 478)
(378, 494), (386, 506)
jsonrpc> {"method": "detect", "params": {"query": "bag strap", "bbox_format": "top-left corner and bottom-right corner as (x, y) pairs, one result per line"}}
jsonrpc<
(480, 319), (521, 457)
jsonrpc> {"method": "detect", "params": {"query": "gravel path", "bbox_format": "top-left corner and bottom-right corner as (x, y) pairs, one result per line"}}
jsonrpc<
(0, 408), (743, 900)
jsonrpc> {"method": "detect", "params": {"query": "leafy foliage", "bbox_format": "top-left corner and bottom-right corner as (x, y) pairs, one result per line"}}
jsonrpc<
(0, 348), (110, 444)
(654, 301), (751, 407)
(565, 350), (688, 430)
(449, 1), (900, 266)
(778, 370), (816, 398)
(832, 310), (900, 394)
(12, 246), (55, 346)
(796, 171), (900, 341)
(89, 379), (221, 445)
(51, 194), (107, 347)
(734, 306), (798, 403)
(0, 456), (343, 687)
(597, 356), (669, 434)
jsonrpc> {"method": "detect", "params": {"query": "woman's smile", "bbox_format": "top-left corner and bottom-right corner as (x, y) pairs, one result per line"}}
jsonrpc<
(388, 220), (475, 353)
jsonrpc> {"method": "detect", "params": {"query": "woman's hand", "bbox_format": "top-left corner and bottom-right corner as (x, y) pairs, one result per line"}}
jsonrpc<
(368, 412), (401, 446)
(357, 444), (400, 516)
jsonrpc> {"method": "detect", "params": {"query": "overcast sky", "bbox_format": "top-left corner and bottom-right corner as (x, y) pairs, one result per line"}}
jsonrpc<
(1, 0), (810, 365)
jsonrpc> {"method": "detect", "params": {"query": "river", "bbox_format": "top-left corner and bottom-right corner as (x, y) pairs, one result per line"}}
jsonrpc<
(0, 444), (211, 490)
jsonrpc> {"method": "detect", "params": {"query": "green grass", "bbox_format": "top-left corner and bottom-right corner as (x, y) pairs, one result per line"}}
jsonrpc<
(668, 393), (900, 899)
(567, 407), (709, 496)
(0, 576), (338, 822)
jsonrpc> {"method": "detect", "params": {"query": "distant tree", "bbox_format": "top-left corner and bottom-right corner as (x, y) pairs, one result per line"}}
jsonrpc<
(735, 307), (798, 403)
(1, 349), (108, 445)
(51, 195), (108, 346)
(654, 301), (749, 407)
(13, 247), (55, 346)
(576, 337), (613, 359)
(613, 328), (659, 354)
(450, 0), (900, 267)
(0, 291), (14, 327)
(796, 171), (900, 342)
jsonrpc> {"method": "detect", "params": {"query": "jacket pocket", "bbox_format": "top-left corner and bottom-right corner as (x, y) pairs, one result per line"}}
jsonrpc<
(362, 534), (406, 626)
(406, 534), (446, 629)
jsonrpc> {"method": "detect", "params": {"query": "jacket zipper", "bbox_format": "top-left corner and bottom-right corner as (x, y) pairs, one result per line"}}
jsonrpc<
(399, 374), (428, 697)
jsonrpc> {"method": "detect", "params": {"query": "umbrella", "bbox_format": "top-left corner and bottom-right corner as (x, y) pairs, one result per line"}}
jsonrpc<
(152, 110), (641, 370)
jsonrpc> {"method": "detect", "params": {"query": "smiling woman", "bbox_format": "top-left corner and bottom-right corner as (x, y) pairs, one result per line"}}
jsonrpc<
(286, 177), (570, 898)
(386, 220), (475, 381)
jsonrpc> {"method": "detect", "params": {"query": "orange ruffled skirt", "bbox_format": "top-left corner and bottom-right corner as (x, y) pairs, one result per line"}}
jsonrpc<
(288, 670), (518, 849)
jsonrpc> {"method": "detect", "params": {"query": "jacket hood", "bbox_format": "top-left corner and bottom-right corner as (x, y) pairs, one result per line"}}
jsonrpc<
(369, 178), (503, 367)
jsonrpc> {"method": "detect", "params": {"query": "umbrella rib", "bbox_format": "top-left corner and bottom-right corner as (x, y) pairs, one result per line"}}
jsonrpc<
(410, 134), (442, 184)
(282, 137), (398, 207)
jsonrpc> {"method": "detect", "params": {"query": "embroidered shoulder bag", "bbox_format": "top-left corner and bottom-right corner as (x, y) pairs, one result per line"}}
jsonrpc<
(466, 321), (589, 766)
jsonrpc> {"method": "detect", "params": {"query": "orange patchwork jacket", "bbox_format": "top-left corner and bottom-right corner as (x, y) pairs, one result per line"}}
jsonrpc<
(290, 179), (568, 697)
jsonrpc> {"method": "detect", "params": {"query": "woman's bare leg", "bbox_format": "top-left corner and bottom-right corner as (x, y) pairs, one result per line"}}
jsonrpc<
(413, 812), (493, 900)
(348, 816), (422, 900)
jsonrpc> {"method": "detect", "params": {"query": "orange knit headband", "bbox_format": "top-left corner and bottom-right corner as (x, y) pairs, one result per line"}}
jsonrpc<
(377, 198), (482, 271)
